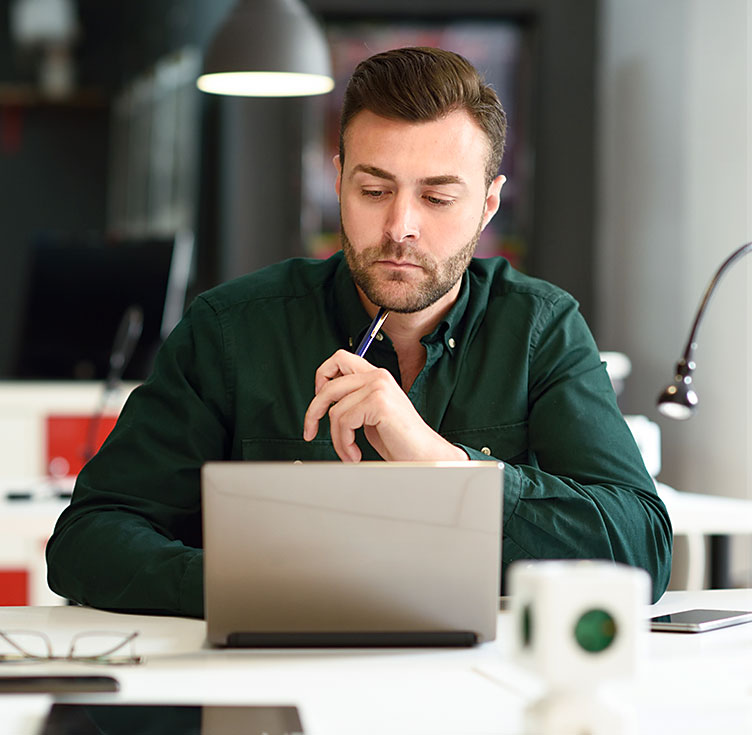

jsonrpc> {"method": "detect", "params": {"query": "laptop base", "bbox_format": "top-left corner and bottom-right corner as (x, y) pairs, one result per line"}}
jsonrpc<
(224, 630), (478, 648)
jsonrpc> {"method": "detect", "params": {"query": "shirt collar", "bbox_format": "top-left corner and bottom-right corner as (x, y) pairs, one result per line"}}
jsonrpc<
(331, 252), (373, 349)
(421, 270), (470, 353)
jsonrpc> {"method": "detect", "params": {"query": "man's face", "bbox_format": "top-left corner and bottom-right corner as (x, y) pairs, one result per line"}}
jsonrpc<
(336, 109), (504, 314)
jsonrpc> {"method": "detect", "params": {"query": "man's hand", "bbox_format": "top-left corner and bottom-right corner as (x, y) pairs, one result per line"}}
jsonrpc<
(303, 349), (468, 463)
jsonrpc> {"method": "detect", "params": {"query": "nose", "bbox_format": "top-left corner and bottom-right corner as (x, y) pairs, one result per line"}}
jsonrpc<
(384, 193), (420, 243)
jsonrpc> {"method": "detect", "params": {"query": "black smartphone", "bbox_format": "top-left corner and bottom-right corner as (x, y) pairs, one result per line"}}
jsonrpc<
(649, 608), (752, 633)
(0, 675), (119, 694)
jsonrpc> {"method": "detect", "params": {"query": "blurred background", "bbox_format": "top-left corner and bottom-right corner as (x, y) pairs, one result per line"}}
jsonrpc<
(0, 0), (749, 599)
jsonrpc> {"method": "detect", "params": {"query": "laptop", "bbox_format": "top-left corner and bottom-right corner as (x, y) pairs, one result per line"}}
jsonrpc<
(201, 461), (503, 648)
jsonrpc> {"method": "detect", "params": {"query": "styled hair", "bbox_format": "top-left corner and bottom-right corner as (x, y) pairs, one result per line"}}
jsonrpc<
(339, 46), (507, 185)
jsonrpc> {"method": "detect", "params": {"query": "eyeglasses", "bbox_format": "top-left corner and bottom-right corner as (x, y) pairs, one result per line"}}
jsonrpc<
(0, 629), (143, 665)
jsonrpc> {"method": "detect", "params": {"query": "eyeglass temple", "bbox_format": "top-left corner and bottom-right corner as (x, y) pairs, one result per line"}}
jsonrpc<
(68, 630), (140, 659)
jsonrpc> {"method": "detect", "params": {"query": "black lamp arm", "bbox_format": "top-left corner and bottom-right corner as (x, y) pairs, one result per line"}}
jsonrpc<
(679, 240), (752, 367)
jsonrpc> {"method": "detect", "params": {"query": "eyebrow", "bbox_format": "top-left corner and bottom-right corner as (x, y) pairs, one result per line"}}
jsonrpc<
(351, 164), (466, 188)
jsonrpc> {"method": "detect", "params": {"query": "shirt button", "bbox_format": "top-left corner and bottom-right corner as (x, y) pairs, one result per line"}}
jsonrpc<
(375, 332), (384, 341)
(480, 446), (491, 456)
(448, 337), (456, 349)
(348, 337), (354, 348)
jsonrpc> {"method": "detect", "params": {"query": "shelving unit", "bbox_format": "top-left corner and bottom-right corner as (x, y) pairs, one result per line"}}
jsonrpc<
(0, 382), (136, 605)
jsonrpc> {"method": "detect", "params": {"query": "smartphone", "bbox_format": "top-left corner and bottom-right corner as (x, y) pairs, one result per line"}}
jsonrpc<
(0, 675), (119, 694)
(649, 608), (752, 633)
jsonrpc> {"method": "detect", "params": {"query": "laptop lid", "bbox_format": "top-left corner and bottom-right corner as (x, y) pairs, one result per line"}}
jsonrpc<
(201, 461), (503, 647)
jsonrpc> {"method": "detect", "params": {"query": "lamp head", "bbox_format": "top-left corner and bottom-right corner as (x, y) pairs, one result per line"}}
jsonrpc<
(197, 0), (333, 97)
(656, 360), (698, 420)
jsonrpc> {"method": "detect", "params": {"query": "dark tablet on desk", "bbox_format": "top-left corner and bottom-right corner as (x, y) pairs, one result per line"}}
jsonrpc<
(40, 704), (304, 735)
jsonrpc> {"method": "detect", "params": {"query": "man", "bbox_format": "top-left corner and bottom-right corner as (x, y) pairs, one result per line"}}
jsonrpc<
(47, 48), (672, 617)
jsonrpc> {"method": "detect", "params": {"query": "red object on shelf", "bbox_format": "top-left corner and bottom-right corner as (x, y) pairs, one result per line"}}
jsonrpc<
(0, 106), (23, 155)
(0, 569), (29, 606)
(46, 415), (118, 477)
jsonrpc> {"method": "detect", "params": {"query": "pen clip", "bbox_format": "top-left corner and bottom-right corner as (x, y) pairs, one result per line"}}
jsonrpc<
(355, 307), (389, 357)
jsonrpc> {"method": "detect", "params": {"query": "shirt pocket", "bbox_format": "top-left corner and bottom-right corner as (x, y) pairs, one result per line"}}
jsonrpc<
(241, 437), (339, 462)
(442, 421), (529, 464)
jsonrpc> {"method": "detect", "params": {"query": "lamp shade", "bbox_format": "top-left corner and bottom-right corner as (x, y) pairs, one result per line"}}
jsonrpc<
(656, 360), (698, 420)
(197, 0), (334, 97)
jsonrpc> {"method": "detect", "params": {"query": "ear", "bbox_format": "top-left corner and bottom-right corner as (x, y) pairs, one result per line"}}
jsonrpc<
(480, 175), (506, 231)
(333, 154), (342, 199)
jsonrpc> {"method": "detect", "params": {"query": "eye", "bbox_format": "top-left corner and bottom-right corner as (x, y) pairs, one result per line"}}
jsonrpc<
(424, 195), (453, 207)
(361, 189), (387, 200)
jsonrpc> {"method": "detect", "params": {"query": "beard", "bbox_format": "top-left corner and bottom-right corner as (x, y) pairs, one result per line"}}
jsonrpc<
(341, 216), (483, 314)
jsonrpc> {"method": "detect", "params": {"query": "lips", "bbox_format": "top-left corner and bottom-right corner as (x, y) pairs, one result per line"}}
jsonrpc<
(375, 259), (422, 269)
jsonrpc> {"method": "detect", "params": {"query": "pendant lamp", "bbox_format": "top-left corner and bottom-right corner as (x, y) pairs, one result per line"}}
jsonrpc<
(197, 0), (334, 98)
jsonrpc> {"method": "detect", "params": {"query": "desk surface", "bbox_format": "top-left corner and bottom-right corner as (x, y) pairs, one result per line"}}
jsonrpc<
(656, 483), (752, 535)
(1, 589), (751, 735)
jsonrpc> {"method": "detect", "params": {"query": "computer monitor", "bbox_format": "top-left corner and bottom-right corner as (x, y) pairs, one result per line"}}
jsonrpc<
(11, 231), (194, 382)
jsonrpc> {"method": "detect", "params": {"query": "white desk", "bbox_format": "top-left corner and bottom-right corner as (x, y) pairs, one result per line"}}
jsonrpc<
(624, 412), (752, 589)
(656, 483), (752, 589)
(1, 589), (751, 734)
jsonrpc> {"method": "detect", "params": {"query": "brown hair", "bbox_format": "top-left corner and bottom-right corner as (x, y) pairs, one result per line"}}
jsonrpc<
(339, 47), (507, 185)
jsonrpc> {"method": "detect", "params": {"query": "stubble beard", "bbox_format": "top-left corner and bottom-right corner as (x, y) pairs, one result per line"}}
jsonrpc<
(341, 216), (483, 314)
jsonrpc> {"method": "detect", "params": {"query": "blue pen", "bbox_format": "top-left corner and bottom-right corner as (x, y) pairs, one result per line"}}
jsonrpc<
(355, 307), (389, 357)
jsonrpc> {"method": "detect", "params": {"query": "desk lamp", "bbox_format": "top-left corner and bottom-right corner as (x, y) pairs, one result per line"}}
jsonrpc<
(196, 0), (334, 97)
(657, 241), (752, 419)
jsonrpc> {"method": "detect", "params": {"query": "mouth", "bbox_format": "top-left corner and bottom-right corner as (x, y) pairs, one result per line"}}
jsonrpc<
(375, 259), (423, 270)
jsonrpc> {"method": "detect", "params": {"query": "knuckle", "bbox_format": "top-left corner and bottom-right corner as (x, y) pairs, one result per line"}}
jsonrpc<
(328, 401), (347, 425)
(372, 369), (396, 399)
(374, 368), (393, 385)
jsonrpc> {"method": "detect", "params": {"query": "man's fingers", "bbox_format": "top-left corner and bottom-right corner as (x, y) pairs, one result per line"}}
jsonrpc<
(303, 372), (374, 442)
(325, 386), (377, 462)
(314, 349), (372, 394)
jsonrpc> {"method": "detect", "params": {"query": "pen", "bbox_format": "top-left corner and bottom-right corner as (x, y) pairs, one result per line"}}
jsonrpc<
(355, 307), (389, 357)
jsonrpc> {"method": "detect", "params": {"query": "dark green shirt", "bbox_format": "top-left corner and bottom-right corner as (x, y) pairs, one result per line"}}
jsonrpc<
(46, 253), (672, 616)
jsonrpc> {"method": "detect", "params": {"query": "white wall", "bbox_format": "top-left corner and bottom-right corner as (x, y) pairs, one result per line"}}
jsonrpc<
(597, 0), (751, 585)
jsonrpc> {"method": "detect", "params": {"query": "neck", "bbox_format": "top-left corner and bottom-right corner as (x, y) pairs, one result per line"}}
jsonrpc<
(356, 281), (460, 348)
(356, 282), (460, 392)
